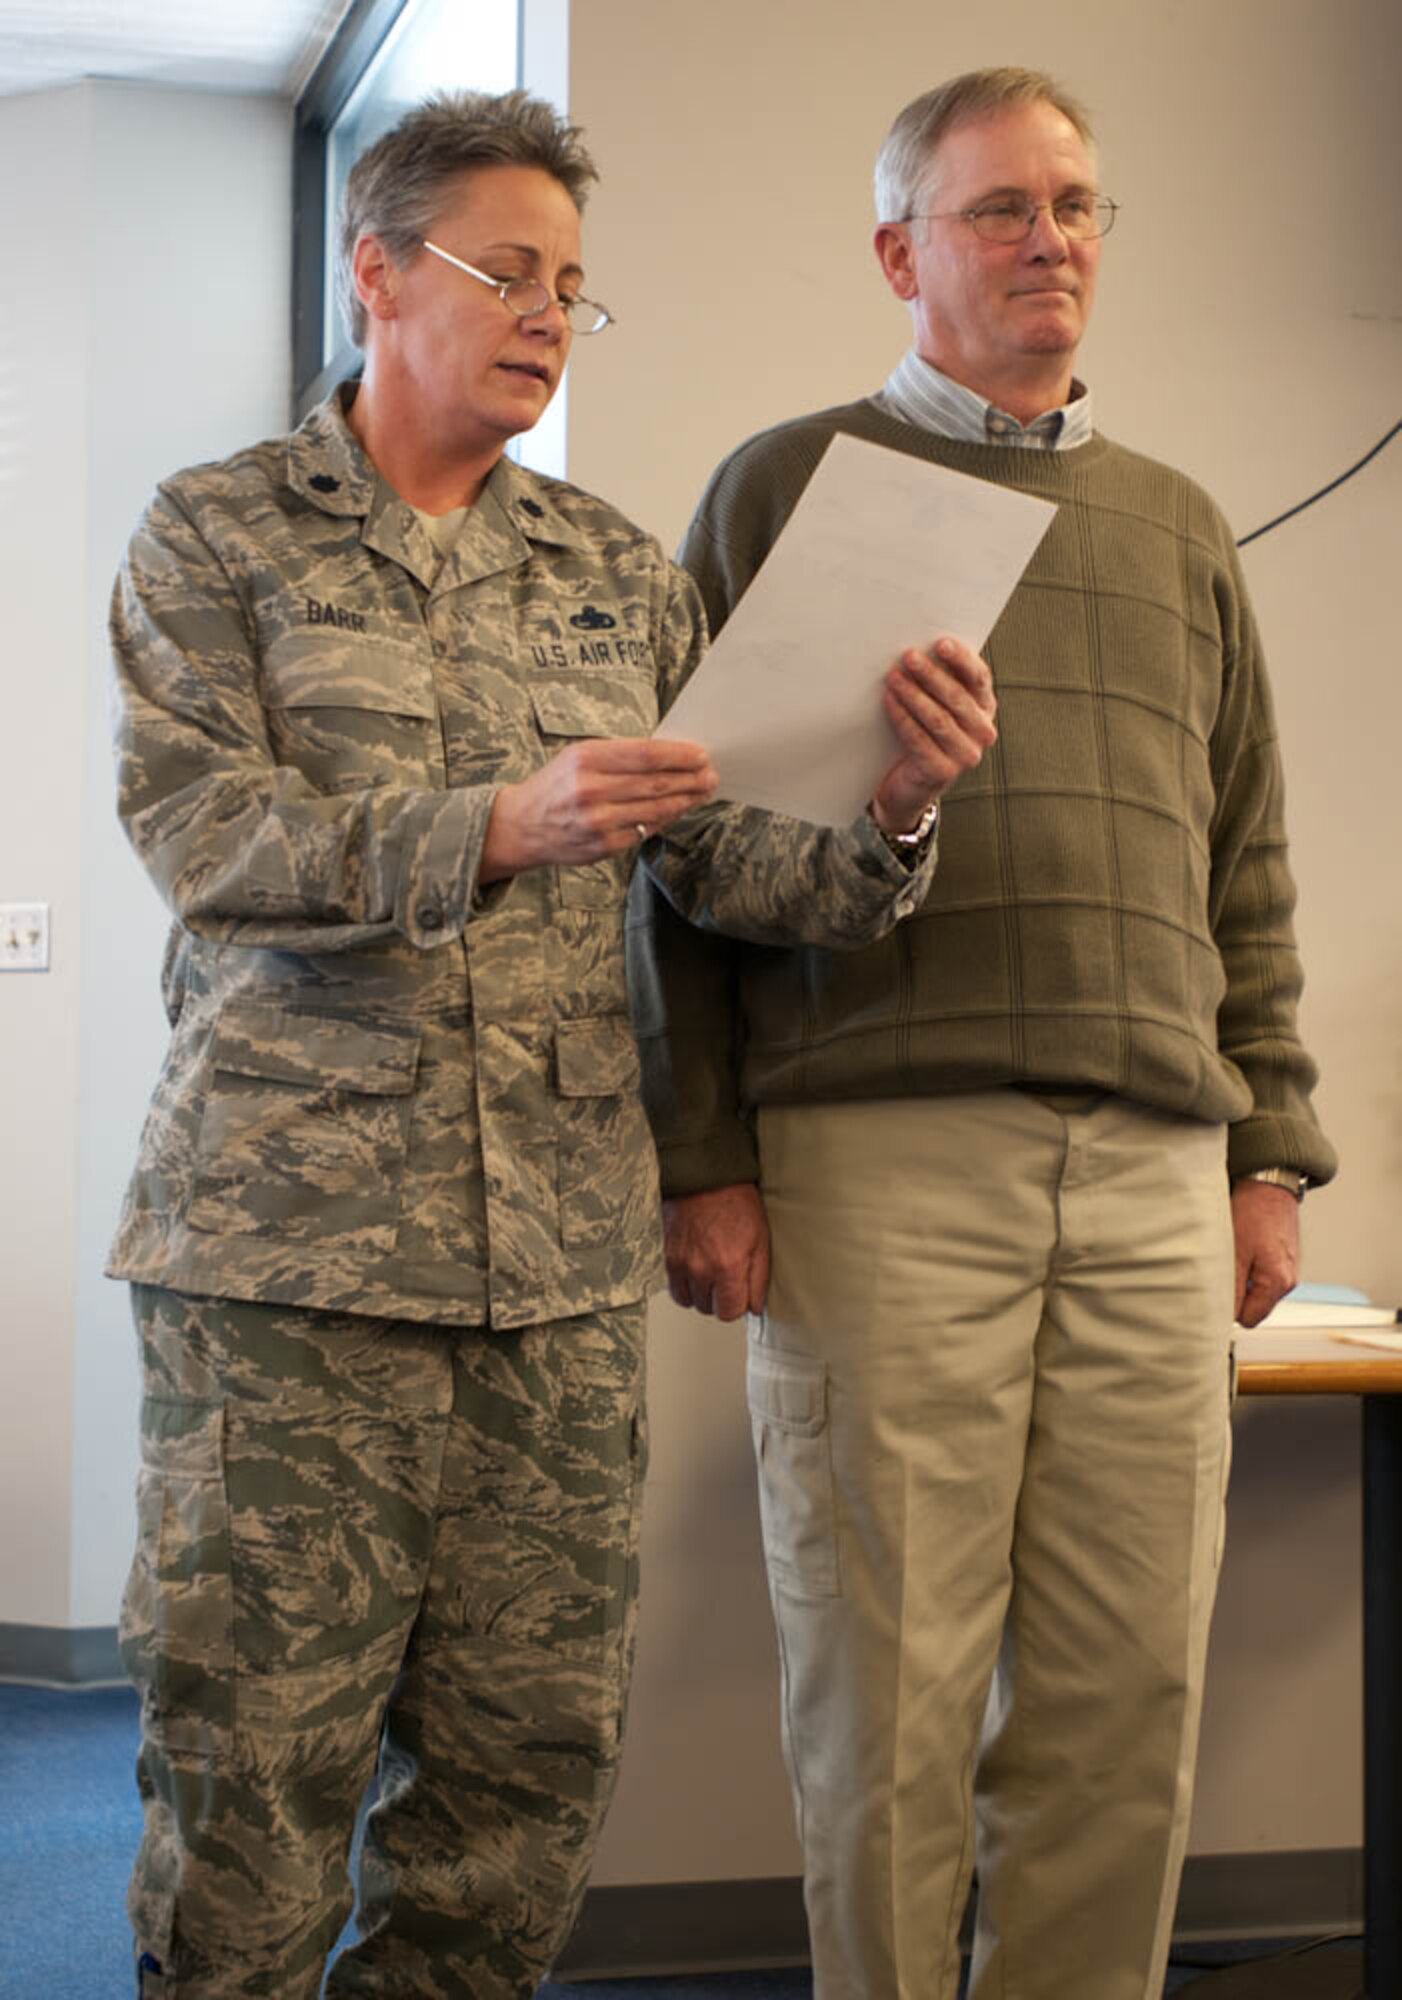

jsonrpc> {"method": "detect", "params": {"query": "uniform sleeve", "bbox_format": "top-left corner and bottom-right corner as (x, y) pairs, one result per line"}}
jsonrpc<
(112, 487), (500, 954)
(1207, 552), (1337, 1186)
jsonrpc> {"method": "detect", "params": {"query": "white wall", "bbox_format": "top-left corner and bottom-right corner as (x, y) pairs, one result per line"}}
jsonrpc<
(568, 0), (1402, 1879)
(0, 79), (291, 1633)
(0, 85), (90, 1631)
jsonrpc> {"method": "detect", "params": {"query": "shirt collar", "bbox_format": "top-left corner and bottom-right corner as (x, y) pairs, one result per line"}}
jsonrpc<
(880, 349), (1094, 451)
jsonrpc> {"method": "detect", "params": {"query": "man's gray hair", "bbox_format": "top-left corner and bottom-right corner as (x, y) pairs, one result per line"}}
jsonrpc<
(337, 88), (598, 347)
(873, 67), (1096, 225)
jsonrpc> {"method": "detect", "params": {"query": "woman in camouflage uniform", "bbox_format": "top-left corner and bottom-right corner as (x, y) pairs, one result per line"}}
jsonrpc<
(109, 88), (997, 2000)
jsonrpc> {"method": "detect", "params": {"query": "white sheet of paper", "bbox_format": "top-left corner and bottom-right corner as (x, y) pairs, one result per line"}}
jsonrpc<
(656, 432), (1058, 825)
(1332, 1330), (1402, 1354)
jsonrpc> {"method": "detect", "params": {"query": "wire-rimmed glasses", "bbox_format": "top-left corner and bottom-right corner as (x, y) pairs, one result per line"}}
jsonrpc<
(420, 240), (613, 334)
(906, 194), (1119, 243)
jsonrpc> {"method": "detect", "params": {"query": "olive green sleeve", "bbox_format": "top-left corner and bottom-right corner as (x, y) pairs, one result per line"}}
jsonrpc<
(1207, 544), (1337, 1187)
(629, 436), (936, 1192)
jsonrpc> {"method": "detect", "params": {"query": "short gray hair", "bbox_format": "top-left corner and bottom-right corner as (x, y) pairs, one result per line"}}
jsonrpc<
(874, 67), (1096, 225)
(337, 88), (598, 347)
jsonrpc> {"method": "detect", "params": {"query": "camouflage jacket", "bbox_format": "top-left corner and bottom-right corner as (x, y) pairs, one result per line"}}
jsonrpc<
(108, 390), (930, 1328)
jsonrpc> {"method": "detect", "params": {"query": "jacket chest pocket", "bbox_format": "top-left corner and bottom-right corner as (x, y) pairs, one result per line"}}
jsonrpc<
(187, 1000), (421, 1255)
(261, 633), (444, 794)
(531, 674), (658, 911)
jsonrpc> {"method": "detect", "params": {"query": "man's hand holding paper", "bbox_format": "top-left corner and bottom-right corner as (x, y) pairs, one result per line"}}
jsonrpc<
(655, 431), (1054, 827)
(870, 634), (998, 833)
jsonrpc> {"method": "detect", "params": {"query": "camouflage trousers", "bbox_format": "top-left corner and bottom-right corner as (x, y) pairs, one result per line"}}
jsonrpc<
(120, 1283), (648, 2000)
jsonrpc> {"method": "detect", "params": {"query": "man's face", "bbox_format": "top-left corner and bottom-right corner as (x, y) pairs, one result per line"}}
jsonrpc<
(373, 163), (584, 449)
(879, 100), (1102, 403)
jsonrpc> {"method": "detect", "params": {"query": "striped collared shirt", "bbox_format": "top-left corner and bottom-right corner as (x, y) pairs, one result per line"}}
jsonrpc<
(879, 349), (1094, 451)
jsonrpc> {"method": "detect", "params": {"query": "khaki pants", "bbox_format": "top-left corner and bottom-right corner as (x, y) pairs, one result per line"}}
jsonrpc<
(121, 1286), (647, 2000)
(750, 1092), (1235, 2000)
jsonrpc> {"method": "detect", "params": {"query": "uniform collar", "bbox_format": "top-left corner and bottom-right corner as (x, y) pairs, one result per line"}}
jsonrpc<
(285, 383), (379, 516)
(481, 450), (588, 554)
(286, 383), (589, 590)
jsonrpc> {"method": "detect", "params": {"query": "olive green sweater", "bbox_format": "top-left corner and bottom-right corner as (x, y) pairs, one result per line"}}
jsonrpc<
(628, 398), (1336, 1190)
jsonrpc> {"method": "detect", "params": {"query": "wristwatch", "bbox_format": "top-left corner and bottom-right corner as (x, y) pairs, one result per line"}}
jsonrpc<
(873, 799), (939, 867)
(1238, 1167), (1308, 1201)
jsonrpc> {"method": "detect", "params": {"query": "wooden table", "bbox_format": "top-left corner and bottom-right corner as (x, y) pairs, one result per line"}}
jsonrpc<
(1182, 1327), (1402, 1997)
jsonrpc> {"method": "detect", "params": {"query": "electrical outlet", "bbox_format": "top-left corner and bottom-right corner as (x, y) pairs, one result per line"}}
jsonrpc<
(0, 902), (50, 972)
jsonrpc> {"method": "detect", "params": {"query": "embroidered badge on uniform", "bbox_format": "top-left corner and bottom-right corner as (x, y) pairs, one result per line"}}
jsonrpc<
(570, 606), (617, 631)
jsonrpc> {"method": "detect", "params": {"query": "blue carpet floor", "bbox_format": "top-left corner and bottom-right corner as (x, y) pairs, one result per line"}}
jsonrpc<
(0, 1684), (1360, 1998)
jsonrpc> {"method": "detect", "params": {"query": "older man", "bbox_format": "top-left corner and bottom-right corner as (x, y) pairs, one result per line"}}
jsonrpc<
(629, 66), (1335, 2000)
(109, 88), (994, 2000)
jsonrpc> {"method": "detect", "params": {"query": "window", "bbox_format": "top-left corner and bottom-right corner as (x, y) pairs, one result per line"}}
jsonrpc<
(294, 0), (569, 473)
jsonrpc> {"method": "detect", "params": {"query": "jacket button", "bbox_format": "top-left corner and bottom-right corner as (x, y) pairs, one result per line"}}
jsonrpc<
(417, 904), (444, 931)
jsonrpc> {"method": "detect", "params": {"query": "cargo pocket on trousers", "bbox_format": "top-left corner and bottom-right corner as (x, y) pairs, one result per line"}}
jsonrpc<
(119, 1396), (235, 1755)
(747, 1335), (840, 1599)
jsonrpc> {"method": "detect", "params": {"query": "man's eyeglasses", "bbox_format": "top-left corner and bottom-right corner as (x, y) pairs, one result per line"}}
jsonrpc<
(420, 241), (613, 334)
(905, 194), (1119, 244)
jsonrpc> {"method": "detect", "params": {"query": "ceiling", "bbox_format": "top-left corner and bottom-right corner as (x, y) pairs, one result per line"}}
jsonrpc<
(0, 0), (357, 102)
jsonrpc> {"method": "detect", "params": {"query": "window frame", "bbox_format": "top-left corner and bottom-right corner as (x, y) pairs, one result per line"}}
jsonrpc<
(291, 0), (414, 421)
(291, 0), (569, 463)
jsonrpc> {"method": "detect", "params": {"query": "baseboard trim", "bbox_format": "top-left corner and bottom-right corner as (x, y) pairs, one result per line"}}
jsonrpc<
(0, 1621), (124, 1686)
(556, 1875), (810, 1979)
(555, 1850), (1363, 1980)
(1174, 1845), (1362, 1942)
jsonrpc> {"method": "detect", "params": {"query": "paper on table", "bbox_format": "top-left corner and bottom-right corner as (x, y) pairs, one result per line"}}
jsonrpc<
(656, 432), (1058, 826)
(1255, 1299), (1400, 1328)
(1332, 1331), (1402, 1354)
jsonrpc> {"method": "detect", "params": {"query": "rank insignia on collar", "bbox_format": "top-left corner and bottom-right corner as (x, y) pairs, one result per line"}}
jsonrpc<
(310, 473), (340, 493)
(519, 498), (545, 518)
